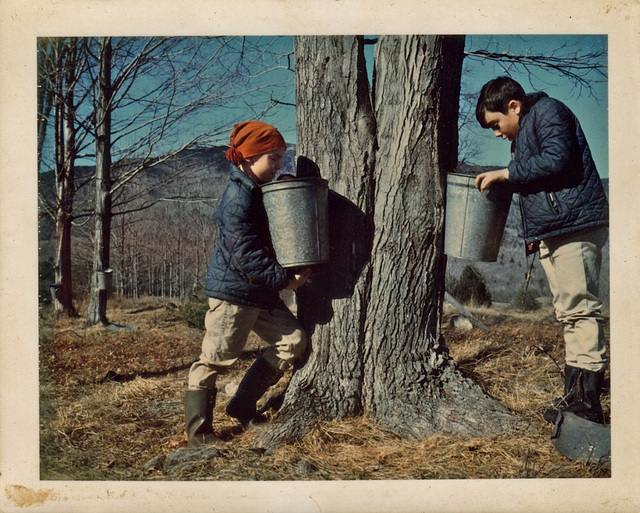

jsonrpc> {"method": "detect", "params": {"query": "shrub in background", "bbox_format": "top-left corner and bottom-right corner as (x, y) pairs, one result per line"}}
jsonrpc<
(180, 296), (209, 328)
(445, 272), (459, 296)
(447, 265), (492, 307)
(511, 284), (541, 311)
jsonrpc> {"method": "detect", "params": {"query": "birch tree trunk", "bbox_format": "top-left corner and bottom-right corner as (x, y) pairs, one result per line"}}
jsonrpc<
(256, 35), (518, 451)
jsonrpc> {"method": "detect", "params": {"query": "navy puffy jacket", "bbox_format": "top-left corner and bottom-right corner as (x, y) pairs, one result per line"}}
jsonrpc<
(507, 92), (608, 246)
(204, 166), (289, 309)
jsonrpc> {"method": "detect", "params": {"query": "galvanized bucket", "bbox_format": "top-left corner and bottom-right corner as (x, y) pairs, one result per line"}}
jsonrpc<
(261, 178), (330, 268)
(444, 172), (512, 262)
(97, 269), (113, 291)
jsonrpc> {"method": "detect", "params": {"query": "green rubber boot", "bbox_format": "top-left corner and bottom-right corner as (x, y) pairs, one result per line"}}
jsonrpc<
(185, 388), (220, 448)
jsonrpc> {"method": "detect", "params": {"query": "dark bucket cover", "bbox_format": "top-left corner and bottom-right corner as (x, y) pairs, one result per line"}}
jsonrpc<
(550, 411), (611, 465)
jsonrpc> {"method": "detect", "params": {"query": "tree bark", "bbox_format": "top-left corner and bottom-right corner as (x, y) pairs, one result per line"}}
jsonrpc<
(363, 35), (513, 437)
(255, 36), (375, 450)
(87, 37), (113, 326)
(256, 35), (518, 451)
(52, 39), (79, 318)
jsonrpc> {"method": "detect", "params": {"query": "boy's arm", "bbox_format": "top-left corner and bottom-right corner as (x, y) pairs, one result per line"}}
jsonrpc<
(507, 99), (579, 185)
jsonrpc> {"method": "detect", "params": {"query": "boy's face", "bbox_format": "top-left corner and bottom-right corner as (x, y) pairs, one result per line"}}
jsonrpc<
(483, 100), (521, 141)
(242, 147), (286, 185)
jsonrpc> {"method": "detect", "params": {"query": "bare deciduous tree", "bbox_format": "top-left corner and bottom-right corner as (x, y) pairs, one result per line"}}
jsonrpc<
(256, 35), (519, 451)
(256, 35), (607, 450)
(86, 37), (114, 325)
(40, 38), (88, 317)
(38, 36), (295, 321)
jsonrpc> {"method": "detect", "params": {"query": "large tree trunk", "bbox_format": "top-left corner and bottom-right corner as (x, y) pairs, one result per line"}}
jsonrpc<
(256, 35), (518, 451)
(364, 35), (512, 436)
(87, 37), (113, 326)
(255, 36), (375, 450)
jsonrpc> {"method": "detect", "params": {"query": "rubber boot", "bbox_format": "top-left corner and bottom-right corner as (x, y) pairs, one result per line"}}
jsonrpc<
(544, 366), (605, 424)
(564, 368), (605, 424)
(185, 388), (220, 448)
(226, 355), (284, 426)
(549, 365), (582, 409)
(545, 365), (582, 423)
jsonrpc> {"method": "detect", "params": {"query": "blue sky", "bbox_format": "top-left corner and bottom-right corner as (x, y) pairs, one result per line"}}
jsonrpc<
(68, 35), (608, 178)
(263, 34), (607, 177)
(460, 35), (608, 177)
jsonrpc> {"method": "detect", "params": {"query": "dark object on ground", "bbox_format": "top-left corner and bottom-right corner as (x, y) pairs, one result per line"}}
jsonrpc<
(550, 411), (610, 465)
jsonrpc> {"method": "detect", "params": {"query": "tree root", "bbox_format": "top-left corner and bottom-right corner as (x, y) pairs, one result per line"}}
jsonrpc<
(253, 363), (525, 452)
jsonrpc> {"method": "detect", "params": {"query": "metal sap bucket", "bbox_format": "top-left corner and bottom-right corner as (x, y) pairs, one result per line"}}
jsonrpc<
(49, 283), (62, 301)
(261, 178), (330, 268)
(97, 269), (113, 291)
(444, 172), (512, 262)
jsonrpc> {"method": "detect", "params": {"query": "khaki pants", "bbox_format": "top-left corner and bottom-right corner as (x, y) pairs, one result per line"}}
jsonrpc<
(188, 298), (307, 389)
(539, 227), (608, 372)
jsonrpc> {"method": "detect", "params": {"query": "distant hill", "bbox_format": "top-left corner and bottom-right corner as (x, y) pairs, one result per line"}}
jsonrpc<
(38, 149), (608, 310)
(38, 145), (297, 244)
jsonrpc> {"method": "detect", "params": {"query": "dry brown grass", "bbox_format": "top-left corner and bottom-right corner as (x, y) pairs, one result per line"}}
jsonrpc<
(39, 297), (610, 481)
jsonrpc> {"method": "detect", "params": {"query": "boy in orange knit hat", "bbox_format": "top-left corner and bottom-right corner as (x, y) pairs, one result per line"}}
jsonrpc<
(185, 121), (311, 447)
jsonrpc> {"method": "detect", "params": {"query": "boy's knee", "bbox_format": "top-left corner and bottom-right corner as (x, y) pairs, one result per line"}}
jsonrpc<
(197, 347), (243, 370)
(559, 304), (604, 324)
(284, 328), (308, 360)
(268, 329), (308, 370)
(292, 329), (308, 359)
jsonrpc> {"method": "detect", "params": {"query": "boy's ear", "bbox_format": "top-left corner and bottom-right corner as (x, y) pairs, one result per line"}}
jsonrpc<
(508, 99), (522, 115)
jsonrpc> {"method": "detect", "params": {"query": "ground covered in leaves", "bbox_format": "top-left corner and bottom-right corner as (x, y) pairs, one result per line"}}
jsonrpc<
(39, 296), (610, 481)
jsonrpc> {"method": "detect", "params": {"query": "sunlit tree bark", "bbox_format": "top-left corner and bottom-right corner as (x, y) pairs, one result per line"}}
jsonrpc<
(87, 37), (113, 325)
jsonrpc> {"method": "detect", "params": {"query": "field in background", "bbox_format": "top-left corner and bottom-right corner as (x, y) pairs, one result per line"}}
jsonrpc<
(39, 296), (610, 481)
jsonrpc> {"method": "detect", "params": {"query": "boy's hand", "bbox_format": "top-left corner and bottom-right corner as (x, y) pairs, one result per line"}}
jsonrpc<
(475, 168), (509, 192)
(285, 267), (312, 290)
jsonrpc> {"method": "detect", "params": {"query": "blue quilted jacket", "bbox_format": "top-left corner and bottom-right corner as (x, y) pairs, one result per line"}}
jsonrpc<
(508, 92), (608, 248)
(204, 166), (289, 309)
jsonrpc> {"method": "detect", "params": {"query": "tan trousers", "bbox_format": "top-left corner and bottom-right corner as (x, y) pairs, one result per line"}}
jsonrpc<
(539, 227), (608, 372)
(188, 298), (307, 389)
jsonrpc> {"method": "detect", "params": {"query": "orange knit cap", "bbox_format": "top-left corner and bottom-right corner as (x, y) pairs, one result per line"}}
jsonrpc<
(225, 121), (286, 165)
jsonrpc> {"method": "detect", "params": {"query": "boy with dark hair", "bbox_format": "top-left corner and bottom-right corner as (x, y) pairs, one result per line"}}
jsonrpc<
(475, 76), (609, 425)
(185, 121), (311, 448)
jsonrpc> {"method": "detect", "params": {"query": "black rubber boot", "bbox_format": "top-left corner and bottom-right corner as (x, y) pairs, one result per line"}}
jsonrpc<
(549, 365), (582, 409)
(185, 388), (220, 448)
(544, 366), (605, 424)
(226, 355), (284, 426)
